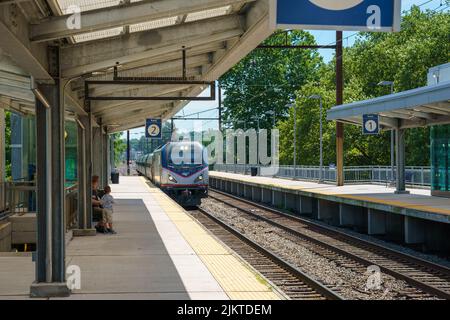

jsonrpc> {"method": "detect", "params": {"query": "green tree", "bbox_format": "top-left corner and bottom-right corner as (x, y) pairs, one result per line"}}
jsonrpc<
(111, 132), (126, 166)
(279, 7), (450, 166)
(220, 30), (323, 130)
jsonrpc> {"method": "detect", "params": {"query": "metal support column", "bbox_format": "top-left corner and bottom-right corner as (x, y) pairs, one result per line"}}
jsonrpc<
(0, 108), (5, 210)
(218, 80), (222, 132)
(336, 31), (344, 186)
(293, 105), (297, 179)
(110, 133), (115, 170)
(34, 85), (52, 284)
(85, 103), (93, 229)
(74, 115), (95, 236)
(50, 77), (65, 284)
(391, 130), (395, 183)
(395, 128), (409, 194)
(103, 127), (109, 185)
(127, 130), (130, 175)
(108, 133), (111, 182)
(76, 118), (87, 230)
(31, 77), (70, 296)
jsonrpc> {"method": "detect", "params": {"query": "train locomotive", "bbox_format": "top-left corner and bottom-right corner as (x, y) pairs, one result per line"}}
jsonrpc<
(136, 141), (208, 206)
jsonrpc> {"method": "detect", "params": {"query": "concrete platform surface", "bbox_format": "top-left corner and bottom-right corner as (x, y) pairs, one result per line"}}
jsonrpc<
(210, 171), (450, 223)
(0, 176), (280, 300)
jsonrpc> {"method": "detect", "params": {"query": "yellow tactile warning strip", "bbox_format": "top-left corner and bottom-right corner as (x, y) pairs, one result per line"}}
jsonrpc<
(210, 172), (450, 217)
(338, 194), (450, 215)
(141, 178), (281, 300)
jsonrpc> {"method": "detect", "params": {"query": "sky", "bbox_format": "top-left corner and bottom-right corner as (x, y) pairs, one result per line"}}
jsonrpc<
(126, 0), (447, 139)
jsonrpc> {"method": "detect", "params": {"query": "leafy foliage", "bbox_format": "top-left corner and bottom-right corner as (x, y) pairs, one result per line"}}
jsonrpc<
(220, 30), (323, 130)
(221, 7), (450, 167)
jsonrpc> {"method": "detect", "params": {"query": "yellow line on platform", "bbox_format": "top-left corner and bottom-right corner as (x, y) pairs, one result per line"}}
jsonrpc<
(140, 177), (281, 300)
(210, 174), (450, 216)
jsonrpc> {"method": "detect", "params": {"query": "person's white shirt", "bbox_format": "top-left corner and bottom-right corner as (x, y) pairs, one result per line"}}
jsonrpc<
(101, 194), (115, 211)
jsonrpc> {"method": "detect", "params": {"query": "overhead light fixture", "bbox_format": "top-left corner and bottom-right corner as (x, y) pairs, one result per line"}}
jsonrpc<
(185, 6), (232, 22)
(130, 16), (179, 33)
(73, 27), (124, 43)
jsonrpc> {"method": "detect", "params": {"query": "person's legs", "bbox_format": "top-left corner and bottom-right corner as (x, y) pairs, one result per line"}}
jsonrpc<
(101, 209), (109, 233)
(105, 209), (115, 234)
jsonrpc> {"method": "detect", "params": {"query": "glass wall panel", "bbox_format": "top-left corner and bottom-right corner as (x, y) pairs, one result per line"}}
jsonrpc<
(431, 125), (450, 194)
(65, 121), (78, 185)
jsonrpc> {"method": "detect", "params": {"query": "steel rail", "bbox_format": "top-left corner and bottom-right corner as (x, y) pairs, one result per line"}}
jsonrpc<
(208, 189), (450, 300)
(191, 207), (344, 300)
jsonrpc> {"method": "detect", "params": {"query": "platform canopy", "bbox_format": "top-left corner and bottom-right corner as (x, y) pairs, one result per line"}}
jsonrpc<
(0, 0), (272, 132)
(327, 81), (450, 130)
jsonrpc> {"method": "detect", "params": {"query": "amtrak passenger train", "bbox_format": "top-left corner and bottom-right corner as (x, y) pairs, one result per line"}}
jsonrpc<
(136, 141), (208, 206)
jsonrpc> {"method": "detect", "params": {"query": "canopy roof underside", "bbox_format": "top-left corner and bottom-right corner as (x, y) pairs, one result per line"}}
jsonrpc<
(0, 0), (271, 132)
(327, 81), (450, 130)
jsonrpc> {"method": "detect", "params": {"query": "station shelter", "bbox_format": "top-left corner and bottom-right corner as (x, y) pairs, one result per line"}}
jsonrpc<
(0, 0), (408, 298)
(328, 63), (450, 197)
(0, 0), (275, 297)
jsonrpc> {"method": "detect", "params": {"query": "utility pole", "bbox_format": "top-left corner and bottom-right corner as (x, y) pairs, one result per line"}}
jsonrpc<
(218, 80), (222, 132)
(336, 31), (344, 186)
(294, 106), (297, 179)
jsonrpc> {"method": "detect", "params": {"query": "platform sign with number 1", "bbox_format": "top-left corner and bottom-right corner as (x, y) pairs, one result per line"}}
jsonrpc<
(145, 119), (162, 139)
(362, 114), (380, 135)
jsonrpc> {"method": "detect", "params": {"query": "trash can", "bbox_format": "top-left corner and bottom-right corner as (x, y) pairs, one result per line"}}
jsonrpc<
(251, 167), (258, 176)
(111, 169), (120, 184)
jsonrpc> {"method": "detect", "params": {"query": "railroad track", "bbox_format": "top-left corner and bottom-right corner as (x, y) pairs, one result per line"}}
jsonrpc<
(206, 189), (450, 300)
(189, 208), (344, 300)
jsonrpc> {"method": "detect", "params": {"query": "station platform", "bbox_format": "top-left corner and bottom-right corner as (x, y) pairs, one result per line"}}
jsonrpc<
(210, 171), (450, 222)
(209, 171), (450, 251)
(0, 176), (281, 300)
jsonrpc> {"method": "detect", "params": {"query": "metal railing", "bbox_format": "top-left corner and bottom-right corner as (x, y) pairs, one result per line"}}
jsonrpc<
(0, 181), (79, 231)
(5, 181), (36, 217)
(212, 164), (431, 187)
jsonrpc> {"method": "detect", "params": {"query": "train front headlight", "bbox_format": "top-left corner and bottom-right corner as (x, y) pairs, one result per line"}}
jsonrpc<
(168, 174), (178, 183)
(194, 174), (204, 183)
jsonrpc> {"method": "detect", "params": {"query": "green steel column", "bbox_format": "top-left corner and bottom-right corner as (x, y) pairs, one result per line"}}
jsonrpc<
(34, 85), (52, 284)
(395, 128), (409, 194)
(77, 118), (87, 229)
(103, 127), (109, 185)
(83, 108), (93, 229)
(51, 77), (66, 283)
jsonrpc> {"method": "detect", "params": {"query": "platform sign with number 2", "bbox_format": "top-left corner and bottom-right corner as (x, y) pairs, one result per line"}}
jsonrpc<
(145, 119), (162, 139)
